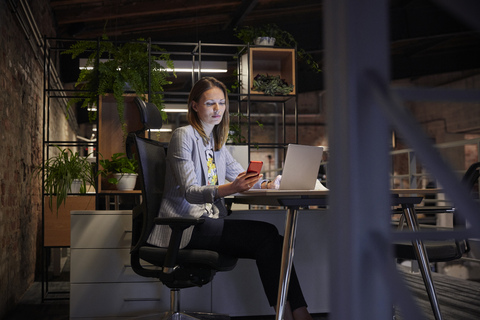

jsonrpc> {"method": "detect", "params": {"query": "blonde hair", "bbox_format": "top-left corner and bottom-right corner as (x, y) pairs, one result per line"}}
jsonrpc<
(187, 77), (230, 151)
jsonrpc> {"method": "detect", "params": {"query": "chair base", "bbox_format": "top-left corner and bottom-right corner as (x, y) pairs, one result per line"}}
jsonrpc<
(136, 311), (230, 320)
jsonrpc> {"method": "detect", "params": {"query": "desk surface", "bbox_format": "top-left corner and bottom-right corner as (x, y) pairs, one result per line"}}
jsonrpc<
(236, 188), (441, 196)
(231, 189), (427, 207)
(391, 188), (443, 195)
(236, 190), (328, 197)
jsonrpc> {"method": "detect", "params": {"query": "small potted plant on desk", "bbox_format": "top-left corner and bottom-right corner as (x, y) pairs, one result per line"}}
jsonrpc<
(98, 153), (139, 191)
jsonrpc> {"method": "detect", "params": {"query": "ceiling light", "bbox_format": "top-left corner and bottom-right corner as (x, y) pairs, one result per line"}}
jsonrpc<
(80, 58), (228, 73)
(163, 103), (188, 113)
(150, 124), (173, 132)
(150, 128), (173, 132)
(156, 60), (228, 73)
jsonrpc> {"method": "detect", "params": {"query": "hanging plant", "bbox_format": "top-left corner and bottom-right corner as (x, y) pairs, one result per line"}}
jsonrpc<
(252, 74), (294, 96)
(63, 35), (175, 134)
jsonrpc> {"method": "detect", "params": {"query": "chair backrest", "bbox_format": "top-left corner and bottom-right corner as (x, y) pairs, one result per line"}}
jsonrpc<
(133, 97), (163, 131)
(128, 97), (166, 254)
(455, 162), (480, 229)
(126, 97), (164, 159)
(462, 162), (480, 194)
(130, 134), (167, 253)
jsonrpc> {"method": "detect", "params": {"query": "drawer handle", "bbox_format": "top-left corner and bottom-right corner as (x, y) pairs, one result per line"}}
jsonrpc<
(124, 298), (162, 302)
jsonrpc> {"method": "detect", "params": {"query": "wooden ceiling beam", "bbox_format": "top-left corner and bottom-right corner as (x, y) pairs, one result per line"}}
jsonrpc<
(54, 0), (240, 25)
(223, 0), (260, 30)
(75, 14), (232, 38)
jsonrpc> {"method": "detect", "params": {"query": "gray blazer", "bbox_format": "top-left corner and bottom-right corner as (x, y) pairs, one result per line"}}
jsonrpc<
(147, 125), (245, 248)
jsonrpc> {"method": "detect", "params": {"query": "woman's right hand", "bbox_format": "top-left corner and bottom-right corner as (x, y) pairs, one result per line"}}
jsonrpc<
(218, 171), (262, 197)
(234, 171), (262, 192)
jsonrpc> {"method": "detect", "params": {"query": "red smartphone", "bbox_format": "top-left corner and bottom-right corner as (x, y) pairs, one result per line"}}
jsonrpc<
(247, 160), (263, 175)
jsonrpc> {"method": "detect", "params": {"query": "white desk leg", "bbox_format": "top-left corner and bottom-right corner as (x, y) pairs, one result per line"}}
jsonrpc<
(276, 207), (299, 320)
(402, 204), (443, 320)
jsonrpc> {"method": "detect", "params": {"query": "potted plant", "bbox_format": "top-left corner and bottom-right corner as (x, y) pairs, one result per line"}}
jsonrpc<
(252, 74), (294, 96)
(235, 24), (321, 73)
(234, 24), (281, 46)
(34, 146), (96, 214)
(63, 35), (175, 134)
(98, 152), (139, 191)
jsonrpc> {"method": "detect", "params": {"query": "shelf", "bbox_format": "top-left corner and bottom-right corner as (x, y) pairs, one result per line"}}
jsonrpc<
(44, 195), (96, 247)
(240, 93), (296, 102)
(240, 47), (296, 96)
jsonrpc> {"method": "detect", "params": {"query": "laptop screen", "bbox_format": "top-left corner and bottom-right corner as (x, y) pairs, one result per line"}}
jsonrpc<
(279, 144), (324, 190)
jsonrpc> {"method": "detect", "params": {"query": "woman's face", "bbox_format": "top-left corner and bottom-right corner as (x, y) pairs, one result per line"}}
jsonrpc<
(192, 86), (226, 126)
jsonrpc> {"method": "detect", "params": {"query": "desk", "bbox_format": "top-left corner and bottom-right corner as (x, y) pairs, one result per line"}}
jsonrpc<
(231, 190), (432, 320)
(232, 190), (328, 320)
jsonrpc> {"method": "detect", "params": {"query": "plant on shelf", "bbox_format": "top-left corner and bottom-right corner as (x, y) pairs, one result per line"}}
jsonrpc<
(235, 24), (321, 73)
(34, 146), (96, 214)
(98, 152), (139, 190)
(252, 74), (294, 96)
(235, 24), (280, 46)
(63, 35), (175, 134)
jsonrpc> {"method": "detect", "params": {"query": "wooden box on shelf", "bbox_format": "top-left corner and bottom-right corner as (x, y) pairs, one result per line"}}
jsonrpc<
(44, 195), (96, 247)
(240, 47), (296, 98)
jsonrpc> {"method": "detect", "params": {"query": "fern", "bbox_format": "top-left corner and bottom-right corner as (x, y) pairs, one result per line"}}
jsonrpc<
(62, 36), (175, 130)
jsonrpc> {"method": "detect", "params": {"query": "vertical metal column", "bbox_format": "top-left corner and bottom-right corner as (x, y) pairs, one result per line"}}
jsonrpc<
(325, 0), (393, 319)
(409, 151), (418, 189)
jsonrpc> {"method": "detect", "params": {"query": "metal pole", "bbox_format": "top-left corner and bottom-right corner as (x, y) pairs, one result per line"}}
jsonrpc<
(275, 208), (299, 320)
(325, 0), (393, 319)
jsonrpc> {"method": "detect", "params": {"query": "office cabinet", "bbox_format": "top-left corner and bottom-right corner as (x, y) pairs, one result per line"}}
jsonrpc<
(70, 210), (211, 319)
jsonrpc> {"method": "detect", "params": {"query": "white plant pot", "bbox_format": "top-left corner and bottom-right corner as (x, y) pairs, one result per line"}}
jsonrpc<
(254, 37), (276, 46)
(69, 179), (82, 194)
(114, 173), (138, 191)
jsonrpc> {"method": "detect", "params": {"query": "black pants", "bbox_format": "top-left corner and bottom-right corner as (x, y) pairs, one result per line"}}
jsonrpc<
(185, 217), (308, 311)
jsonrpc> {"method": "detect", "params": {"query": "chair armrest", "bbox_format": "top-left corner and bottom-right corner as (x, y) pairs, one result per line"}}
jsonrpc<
(153, 217), (205, 273)
(154, 217), (205, 230)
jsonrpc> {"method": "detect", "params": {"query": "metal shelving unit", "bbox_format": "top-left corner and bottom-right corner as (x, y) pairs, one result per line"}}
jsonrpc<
(41, 37), (299, 300)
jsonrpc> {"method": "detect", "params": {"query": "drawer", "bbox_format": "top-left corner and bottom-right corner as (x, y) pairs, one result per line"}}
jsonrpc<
(71, 248), (159, 283)
(70, 282), (212, 318)
(71, 211), (132, 248)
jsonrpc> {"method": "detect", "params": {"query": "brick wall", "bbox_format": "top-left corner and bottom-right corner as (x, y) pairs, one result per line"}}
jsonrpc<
(0, 0), (74, 318)
(391, 70), (480, 187)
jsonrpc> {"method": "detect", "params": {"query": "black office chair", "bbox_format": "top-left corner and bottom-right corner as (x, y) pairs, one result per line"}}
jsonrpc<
(129, 98), (238, 320)
(393, 162), (480, 319)
(394, 162), (480, 260)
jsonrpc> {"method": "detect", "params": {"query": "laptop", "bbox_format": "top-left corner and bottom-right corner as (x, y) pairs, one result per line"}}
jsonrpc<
(246, 144), (324, 192)
(278, 144), (324, 190)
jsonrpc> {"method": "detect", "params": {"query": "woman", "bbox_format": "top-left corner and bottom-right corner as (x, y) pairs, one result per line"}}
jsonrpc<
(148, 77), (312, 320)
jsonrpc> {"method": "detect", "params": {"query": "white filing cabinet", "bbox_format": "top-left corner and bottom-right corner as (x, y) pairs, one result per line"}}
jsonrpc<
(70, 210), (212, 320)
